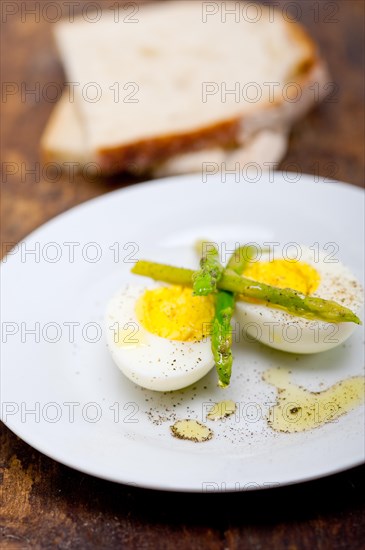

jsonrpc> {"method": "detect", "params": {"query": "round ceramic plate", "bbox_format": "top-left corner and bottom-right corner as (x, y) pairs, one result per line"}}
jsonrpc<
(1, 173), (364, 492)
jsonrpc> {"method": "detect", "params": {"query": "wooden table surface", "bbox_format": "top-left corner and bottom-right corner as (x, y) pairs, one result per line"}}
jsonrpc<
(1, 1), (364, 548)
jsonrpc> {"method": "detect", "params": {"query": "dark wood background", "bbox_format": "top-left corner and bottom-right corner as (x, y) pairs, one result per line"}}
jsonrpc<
(1, 1), (364, 548)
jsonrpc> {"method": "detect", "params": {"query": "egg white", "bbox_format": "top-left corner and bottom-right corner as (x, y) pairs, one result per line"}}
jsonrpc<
(105, 284), (215, 391)
(234, 247), (363, 354)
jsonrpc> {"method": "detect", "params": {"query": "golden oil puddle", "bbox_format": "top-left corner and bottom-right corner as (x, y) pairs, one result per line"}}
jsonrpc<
(170, 419), (213, 442)
(263, 368), (365, 433)
(207, 400), (236, 421)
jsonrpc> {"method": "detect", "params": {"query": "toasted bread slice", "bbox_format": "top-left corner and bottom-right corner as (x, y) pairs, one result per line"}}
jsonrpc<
(51, 0), (326, 174)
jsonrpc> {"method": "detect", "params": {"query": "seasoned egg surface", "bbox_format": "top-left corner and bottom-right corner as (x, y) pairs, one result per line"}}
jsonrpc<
(235, 246), (363, 354)
(105, 284), (215, 391)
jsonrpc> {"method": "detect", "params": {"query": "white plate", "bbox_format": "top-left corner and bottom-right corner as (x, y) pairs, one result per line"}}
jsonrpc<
(1, 173), (364, 492)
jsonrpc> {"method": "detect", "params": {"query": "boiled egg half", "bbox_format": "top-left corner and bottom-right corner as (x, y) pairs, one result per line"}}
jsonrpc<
(105, 284), (215, 391)
(234, 246), (363, 353)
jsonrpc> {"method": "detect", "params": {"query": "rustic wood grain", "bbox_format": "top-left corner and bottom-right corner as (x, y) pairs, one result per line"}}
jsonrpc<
(1, 1), (364, 549)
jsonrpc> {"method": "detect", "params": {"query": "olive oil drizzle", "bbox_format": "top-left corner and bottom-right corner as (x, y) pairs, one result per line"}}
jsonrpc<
(170, 419), (213, 442)
(207, 400), (236, 421)
(263, 368), (365, 433)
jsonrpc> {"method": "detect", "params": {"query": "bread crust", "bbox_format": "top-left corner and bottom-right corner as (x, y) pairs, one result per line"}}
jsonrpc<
(97, 117), (242, 174)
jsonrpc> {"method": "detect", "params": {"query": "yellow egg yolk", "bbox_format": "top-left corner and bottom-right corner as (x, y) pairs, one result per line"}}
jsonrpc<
(244, 259), (320, 295)
(136, 285), (215, 342)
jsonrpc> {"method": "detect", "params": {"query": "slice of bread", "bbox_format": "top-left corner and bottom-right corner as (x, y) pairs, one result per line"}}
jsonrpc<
(50, 0), (327, 175)
(41, 60), (328, 176)
(41, 93), (90, 166)
(41, 90), (289, 176)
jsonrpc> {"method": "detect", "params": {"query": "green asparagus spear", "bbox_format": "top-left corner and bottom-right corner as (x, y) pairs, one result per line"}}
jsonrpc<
(226, 245), (269, 274)
(192, 242), (224, 296)
(212, 290), (234, 388)
(132, 261), (193, 285)
(222, 269), (361, 324)
(194, 241), (234, 387)
(212, 244), (268, 387)
(131, 260), (361, 325)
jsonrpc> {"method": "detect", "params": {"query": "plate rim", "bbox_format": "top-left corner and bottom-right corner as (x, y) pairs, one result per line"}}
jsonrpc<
(1, 171), (364, 492)
(1, 172), (364, 261)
